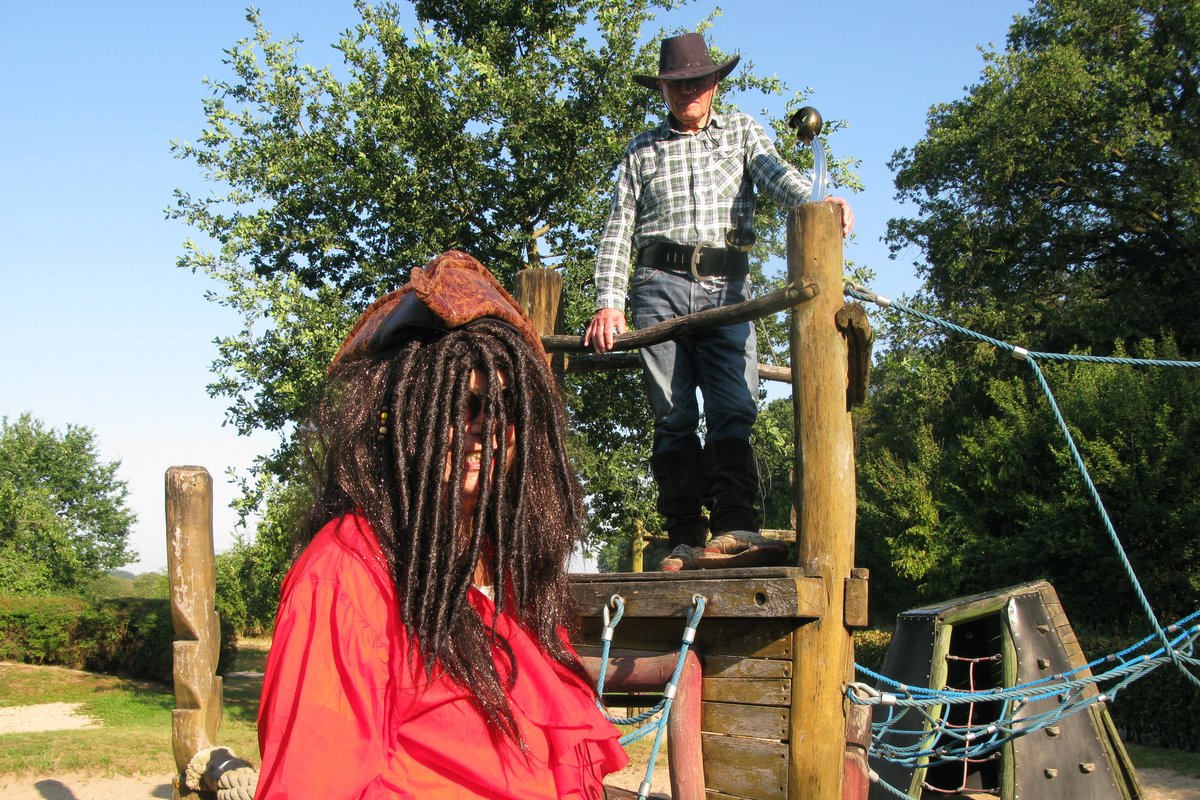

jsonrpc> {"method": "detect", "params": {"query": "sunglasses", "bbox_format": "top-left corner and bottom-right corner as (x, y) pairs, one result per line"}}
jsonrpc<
(666, 75), (717, 92)
(465, 387), (512, 424)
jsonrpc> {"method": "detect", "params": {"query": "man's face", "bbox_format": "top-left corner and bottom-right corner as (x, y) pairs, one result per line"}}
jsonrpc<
(660, 74), (718, 132)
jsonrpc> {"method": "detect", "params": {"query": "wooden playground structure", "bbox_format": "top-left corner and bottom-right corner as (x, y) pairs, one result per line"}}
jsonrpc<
(166, 202), (872, 799)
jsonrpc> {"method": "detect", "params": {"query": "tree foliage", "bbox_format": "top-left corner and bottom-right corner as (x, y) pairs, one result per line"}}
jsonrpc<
(887, 0), (1199, 354)
(172, 0), (859, 583)
(0, 414), (136, 594)
(172, 0), (675, 438)
(215, 471), (309, 634)
(860, 0), (1200, 627)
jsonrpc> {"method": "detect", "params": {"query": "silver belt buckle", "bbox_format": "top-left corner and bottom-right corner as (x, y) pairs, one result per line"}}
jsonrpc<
(690, 240), (724, 288)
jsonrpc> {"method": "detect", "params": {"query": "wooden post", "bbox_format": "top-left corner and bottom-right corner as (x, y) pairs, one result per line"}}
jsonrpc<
(787, 203), (856, 800)
(512, 268), (565, 376)
(631, 517), (646, 573)
(166, 466), (223, 797)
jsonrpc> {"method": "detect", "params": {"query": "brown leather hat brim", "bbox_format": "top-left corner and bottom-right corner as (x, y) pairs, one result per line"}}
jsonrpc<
(633, 54), (739, 90)
(332, 250), (546, 368)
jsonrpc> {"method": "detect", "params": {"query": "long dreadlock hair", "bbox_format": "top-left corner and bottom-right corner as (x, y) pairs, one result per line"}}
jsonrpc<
(298, 318), (585, 741)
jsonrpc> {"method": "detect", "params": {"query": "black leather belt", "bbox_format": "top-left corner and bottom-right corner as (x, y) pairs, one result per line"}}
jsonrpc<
(637, 241), (749, 280)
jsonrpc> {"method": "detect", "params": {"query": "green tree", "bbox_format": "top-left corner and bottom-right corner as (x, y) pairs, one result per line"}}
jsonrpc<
(172, 1), (859, 581)
(887, 0), (1199, 354)
(0, 414), (136, 594)
(859, 0), (1200, 625)
(215, 471), (308, 634)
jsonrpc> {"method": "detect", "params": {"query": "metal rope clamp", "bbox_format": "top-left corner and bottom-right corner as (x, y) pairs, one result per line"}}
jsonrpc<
(601, 594), (624, 642)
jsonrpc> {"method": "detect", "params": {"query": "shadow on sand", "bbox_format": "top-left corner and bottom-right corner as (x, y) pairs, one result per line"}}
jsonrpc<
(34, 778), (172, 799)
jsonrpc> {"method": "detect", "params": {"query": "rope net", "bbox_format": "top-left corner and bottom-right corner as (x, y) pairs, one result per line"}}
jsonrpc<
(843, 283), (1200, 799)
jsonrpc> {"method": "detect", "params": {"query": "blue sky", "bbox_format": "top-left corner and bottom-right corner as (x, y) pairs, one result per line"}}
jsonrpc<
(0, 1), (1028, 572)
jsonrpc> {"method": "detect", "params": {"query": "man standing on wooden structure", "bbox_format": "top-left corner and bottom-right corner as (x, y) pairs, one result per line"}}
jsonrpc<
(584, 32), (855, 570)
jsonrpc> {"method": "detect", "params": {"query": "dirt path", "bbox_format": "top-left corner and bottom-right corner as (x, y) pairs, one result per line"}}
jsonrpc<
(0, 704), (99, 735)
(1137, 770), (1200, 800)
(0, 774), (175, 800)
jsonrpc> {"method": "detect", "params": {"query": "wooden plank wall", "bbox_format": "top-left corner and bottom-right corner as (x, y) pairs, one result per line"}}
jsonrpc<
(573, 572), (821, 800)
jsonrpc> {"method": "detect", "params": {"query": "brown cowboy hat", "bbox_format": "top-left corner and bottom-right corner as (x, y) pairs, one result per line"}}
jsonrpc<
(633, 32), (740, 90)
(331, 250), (546, 368)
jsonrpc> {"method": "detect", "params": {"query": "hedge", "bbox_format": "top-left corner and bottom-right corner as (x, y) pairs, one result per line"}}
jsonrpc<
(0, 594), (236, 684)
(1078, 630), (1200, 753)
(853, 627), (1197, 753)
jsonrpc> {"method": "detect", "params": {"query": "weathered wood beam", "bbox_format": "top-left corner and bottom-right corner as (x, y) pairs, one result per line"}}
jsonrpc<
(570, 569), (825, 620)
(542, 281), (817, 354)
(512, 268), (565, 376)
(787, 202), (857, 800)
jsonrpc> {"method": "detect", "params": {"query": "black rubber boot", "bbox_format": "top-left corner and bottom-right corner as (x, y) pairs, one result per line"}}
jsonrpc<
(650, 439), (709, 549)
(702, 437), (762, 535)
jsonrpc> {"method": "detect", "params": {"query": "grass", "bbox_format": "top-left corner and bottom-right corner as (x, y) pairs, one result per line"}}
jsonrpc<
(616, 716), (671, 771)
(229, 636), (271, 673)
(1126, 743), (1200, 779)
(0, 639), (268, 778)
(0, 640), (1196, 787)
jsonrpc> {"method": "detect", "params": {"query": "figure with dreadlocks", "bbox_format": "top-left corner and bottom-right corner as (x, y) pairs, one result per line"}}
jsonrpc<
(255, 251), (628, 799)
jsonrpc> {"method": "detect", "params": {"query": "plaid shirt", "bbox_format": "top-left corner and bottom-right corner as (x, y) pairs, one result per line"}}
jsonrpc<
(594, 111), (812, 311)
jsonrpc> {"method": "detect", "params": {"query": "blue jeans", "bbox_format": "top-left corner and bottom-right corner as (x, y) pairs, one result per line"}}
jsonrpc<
(629, 266), (758, 457)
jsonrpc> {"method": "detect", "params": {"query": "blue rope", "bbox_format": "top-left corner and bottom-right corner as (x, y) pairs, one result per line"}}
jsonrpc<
(840, 282), (1200, 799)
(844, 283), (1200, 369)
(850, 613), (1199, 706)
(595, 593), (707, 800)
(1024, 356), (1185, 668)
(845, 621), (1199, 799)
(855, 609), (1200, 701)
(844, 281), (1199, 687)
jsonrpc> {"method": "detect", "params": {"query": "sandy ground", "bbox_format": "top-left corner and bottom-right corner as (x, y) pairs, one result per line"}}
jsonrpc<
(0, 704), (1196, 799)
(0, 704), (99, 736)
(0, 774), (176, 800)
(0, 769), (1196, 800)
